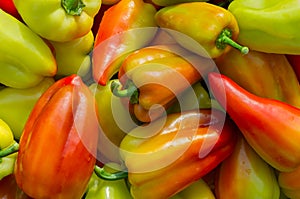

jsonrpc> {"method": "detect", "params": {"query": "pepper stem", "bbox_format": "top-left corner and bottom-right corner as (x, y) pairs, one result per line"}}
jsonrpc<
(0, 142), (19, 158)
(94, 165), (128, 181)
(61, 0), (85, 16)
(111, 80), (139, 104)
(216, 29), (249, 54)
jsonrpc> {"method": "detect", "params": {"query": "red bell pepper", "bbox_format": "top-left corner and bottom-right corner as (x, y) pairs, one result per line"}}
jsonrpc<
(14, 75), (99, 199)
(208, 72), (300, 172)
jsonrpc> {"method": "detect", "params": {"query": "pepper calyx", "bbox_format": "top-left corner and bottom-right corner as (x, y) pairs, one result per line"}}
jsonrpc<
(111, 80), (139, 104)
(94, 165), (128, 181)
(61, 0), (86, 16)
(216, 28), (249, 55)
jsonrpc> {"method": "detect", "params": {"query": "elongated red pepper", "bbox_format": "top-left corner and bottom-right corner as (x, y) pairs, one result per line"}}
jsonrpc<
(208, 72), (300, 172)
(14, 75), (99, 199)
(92, 0), (157, 86)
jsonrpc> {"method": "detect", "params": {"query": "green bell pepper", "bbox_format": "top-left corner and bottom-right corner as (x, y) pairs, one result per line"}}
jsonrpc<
(0, 78), (54, 140)
(0, 119), (18, 180)
(170, 179), (215, 199)
(85, 163), (132, 199)
(228, 0), (300, 54)
(90, 80), (137, 164)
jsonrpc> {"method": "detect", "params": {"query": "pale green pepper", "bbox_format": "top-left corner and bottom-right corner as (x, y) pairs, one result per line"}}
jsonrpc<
(0, 9), (57, 89)
(228, 0), (300, 54)
(50, 31), (94, 77)
(0, 78), (55, 140)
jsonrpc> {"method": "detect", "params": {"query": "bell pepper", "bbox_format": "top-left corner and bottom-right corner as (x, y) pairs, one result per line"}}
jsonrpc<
(228, 0), (300, 54)
(215, 135), (280, 199)
(155, 2), (249, 59)
(13, 0), (101, 42)
(215, 49), (300, 109)
(0, 119), (18, 180)
(0, 0), (22, 20)
(0, 77), (54, 140)
(286, 54), (300, 83)
(170, 179), (215, 199)
(112, 44), (215, 123)
(89, 80), (137, 164)
(49, 31), (94, 77)
(92, 0), (157, 86)
(208, 72), (300, 172)
(119, 108), (237, 199)
(0, 9), (57, 89)
(86, 163), (133, 199)
(278, 165), (300, 199)
(0, 175), (30, 199)
(14, 75), (99, 199)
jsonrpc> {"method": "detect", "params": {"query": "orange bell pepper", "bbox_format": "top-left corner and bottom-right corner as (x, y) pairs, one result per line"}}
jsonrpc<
(111, 44), (215, 122)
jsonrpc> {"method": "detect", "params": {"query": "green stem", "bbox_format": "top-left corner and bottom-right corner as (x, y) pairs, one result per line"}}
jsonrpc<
(0, 142), (19, 158)
(216, 29), (249, 55)
(61, 0), (86, 16)
(110, 80), (139, 104)
(94, 165), (128, 181)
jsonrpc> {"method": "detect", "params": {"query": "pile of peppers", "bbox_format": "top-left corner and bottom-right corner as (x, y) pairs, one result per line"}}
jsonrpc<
(1, 0), (300, 198)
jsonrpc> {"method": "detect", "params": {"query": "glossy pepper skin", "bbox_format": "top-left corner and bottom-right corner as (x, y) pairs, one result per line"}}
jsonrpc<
(113, 44), (215, 123)
(155, 2), (249, 58)
(228, 0), (300, 54)
(92, 0), (157, 86)
(13, 0), (101, 42)
(49, 31), (94, 77)
(89, 80), (137, 164)
(208, 72), (300, 172)
(0, 119), (18, 180)
(14, 75), (99, 199)
(0, 78), (54, 140)
(215, 49), (300, 108)
(170, 179), (215, 199)
(215, 135), (280, 199)
(0, 9), (57, 89)
(85, 163), (133, 199)
(120, 109), (237, 199)
(278, 166), (300, 199)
